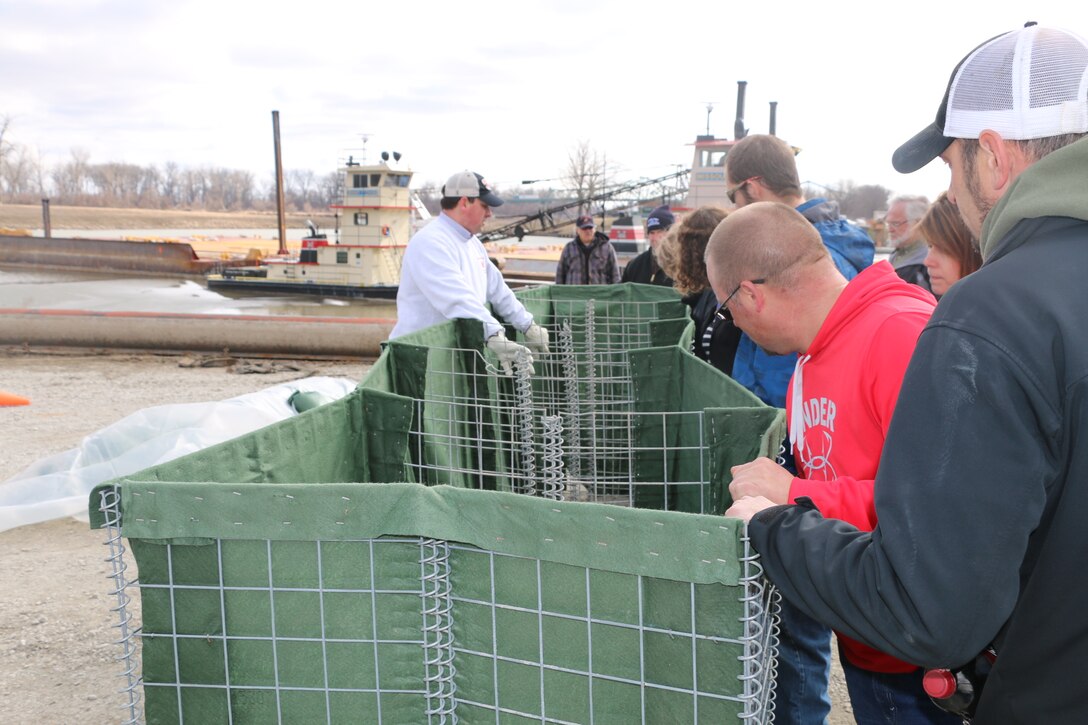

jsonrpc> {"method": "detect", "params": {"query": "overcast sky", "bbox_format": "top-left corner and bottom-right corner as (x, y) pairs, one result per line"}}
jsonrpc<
(3, 1), (1086, 203)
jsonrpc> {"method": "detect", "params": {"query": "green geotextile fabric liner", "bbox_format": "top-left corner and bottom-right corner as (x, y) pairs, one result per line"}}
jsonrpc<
(88, 387), (415, 529)
(628, 346), (787, 514)
(379, 318), (515, 490)
(116, 482), (745, 586)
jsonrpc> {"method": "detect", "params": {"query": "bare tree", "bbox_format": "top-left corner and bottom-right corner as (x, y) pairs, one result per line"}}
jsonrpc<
(564, 140), (608, 213)
(285, 168), (317, 211)
(319, 171), (341, 209)
(160, 162), (180, 207)
(840, 183), (891, 221)
(0, 115), (12, 198)
(0, 145), (35, 201)
(51, 148), (93, 203)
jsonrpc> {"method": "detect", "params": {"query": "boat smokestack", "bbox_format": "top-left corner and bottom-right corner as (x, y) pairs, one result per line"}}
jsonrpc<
(769, 101), (778, 136)
(734, 81), (748, 140)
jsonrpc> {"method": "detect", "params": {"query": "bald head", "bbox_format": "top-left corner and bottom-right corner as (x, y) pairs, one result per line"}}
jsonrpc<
(705, 202), (830, 294)
(704, 202), (844, 354)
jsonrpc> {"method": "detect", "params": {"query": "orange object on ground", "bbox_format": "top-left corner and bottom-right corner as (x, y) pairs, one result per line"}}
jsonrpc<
(0, 390), (30, 406)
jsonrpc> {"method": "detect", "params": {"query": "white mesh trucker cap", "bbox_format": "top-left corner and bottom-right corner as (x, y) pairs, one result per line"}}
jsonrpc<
(893, 22), (1088, 173)
(441, 171), (504, 207)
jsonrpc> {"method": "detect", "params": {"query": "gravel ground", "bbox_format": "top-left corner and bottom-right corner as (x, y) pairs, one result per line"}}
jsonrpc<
(0, 350), (371, 725)
(0, 349), (854, 724)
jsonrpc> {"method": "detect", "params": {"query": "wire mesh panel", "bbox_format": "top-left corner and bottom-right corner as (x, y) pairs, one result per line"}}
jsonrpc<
(98, 483), (777, 724)
(398, 328), (781, 515)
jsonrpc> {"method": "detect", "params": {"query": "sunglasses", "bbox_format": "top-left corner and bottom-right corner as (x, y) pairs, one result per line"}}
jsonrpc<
(714, 278), (766, 323)
(726, 176), (761, 204)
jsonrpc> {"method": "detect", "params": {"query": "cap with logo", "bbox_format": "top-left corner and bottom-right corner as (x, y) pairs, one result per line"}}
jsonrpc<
(646, 206), (675, 233)
(442, 170), (505, 207)
(893, 22), (1088, 174)
(575, 214), (595, 229)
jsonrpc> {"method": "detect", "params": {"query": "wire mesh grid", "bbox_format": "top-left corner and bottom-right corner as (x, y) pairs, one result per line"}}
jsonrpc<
(99, 488), (778, 724)
(407, 324), (715, 511)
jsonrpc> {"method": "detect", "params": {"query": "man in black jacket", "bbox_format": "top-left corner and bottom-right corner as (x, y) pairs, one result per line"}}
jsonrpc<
(621, 205), (674, 286)
(726, 23), (1088, 723)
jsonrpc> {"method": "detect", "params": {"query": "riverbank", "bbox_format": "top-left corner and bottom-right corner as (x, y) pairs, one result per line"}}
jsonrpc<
(0, 203), (337, 233)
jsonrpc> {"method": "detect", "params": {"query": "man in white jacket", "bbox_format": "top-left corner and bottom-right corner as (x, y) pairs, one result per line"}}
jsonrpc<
(390, 170), (549, 373)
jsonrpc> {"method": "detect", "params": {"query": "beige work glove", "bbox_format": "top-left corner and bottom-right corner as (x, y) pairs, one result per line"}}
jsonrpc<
(522, 323), (550, 354)
(486, 331), (535, 376)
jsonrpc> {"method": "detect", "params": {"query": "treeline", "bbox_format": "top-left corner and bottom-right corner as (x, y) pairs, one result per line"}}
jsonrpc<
(1, 152), (340, 212)
(0, 119), (341, 211)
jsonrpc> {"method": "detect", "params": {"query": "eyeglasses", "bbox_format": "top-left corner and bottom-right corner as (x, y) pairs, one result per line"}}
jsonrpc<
(886, 219), (910, 230)
(714, 278), (766, 323)
(726, 176), (761, 204)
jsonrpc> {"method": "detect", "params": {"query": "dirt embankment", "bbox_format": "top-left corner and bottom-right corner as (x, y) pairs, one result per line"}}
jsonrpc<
(0, 203), (530, 236)
(0, 203), (338, 233)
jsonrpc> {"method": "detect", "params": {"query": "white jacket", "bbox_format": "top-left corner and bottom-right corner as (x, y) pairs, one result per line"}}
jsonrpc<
(390, 213), (533, 339)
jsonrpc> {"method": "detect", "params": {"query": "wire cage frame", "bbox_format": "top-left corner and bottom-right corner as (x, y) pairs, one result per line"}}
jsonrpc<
(93, 285), (783, 724)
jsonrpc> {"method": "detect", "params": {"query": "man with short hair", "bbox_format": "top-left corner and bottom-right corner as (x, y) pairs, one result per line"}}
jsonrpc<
(724, 134), (875, 407)
(720, 134), (875, 724)
(885, 194), (933, 292)
(620, 205), (674, 286)
(555, 214), (620, 285)
(391, 170), (549, 374)
(707, 202), (950, 724)
(728, 23), (1088, 722)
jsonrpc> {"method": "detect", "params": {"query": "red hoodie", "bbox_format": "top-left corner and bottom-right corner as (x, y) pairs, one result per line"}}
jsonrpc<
(786, 261), (935, 672)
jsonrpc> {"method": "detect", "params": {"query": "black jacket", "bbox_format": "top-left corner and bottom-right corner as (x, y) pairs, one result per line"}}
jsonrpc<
(620, 248), (673, 286)
(749, 137), (1088, 724)
(687, 289), (742, 376)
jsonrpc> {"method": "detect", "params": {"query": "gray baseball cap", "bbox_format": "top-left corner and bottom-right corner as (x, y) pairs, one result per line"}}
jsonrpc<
(442, 170), (504, 207)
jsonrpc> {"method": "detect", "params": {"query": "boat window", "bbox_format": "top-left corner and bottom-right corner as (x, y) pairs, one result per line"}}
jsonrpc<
(371, 174), (381, 187)
(385, 174), (411, 187)
(353, 174), (368, 189)
(354, 212), (369, 226)
(337, 251), (348, 264)
(701, 150), (728, 168)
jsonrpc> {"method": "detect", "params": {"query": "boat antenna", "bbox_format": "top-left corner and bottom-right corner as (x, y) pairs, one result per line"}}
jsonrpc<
(703, 102), (717, 137)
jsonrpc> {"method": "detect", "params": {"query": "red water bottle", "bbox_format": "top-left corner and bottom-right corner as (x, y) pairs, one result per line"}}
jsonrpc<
(922, 648), (996, 721)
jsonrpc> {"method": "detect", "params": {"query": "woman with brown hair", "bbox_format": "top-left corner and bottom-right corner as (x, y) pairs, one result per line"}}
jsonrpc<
(918, 192), (983, 298)
(657, 205), (742, 374)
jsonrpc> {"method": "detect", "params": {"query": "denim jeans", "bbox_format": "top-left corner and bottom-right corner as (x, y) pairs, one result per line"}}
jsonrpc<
(840, 653), (965, 724)
(774, 597), (833, 725)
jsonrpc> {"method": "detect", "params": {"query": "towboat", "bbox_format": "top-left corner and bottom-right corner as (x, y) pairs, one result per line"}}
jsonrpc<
(207, 153), (418, 299)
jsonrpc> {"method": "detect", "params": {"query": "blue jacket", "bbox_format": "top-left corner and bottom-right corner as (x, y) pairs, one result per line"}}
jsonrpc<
(731, 198), (874, 407)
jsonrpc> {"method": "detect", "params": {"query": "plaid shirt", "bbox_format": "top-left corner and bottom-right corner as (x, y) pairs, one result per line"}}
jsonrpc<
(555, 232), (620, 285)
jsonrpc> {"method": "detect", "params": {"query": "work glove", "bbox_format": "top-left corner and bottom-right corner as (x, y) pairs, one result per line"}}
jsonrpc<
(522, 323), (550, 354)
(486, 331), (535, 376)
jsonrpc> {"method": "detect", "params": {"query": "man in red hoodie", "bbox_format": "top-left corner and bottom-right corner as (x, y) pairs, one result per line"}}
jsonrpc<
(705, 201), (952, 723)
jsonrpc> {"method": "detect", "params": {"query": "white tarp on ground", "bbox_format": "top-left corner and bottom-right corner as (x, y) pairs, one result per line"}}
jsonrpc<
(0, 377), (357, 533)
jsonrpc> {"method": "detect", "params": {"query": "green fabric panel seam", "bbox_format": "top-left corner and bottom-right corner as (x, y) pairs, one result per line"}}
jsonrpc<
(117, 481), (743, 586)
